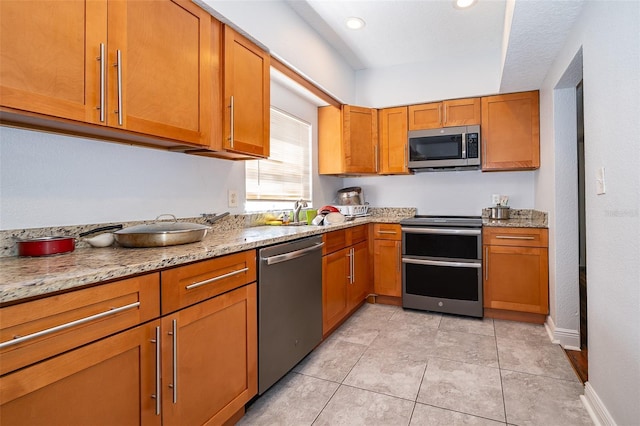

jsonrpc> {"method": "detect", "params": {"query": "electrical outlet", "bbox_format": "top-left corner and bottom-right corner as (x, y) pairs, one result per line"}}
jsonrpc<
(596, 167), (606, 195)
(228, 190), (238, 208)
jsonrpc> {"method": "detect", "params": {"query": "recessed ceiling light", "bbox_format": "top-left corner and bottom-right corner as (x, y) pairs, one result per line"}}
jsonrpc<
(346, 17), (366, 30)
(454, 0), (477, 9)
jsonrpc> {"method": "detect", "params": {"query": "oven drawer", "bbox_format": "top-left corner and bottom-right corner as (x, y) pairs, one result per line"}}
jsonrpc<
(483, 227), (548, 247)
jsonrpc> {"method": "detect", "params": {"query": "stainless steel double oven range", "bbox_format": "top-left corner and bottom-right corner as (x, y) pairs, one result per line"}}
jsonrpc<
(400, 215), (483, 318)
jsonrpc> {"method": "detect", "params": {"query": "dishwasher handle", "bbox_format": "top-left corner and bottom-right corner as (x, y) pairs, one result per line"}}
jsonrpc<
(261, 242), (324, 265)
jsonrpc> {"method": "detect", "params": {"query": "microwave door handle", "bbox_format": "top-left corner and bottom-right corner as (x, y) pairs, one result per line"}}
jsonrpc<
(461, 132), (467, 159)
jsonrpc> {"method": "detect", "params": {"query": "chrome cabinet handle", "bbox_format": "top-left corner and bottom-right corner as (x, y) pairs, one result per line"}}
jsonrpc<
(168, 319), (178, 403)
(114, 50), (123, 125)
(351, 248), (355, 284)
(346, 248), (353, 284)
(185, 267), (249, 290)
(151, 326), (161, 416)
(97, 43), (105, 122)
(485, 247), (489, 281)
(228, 95), (235, 148)
(0, 302), (140, 350)
(495, 235), (536, 240)
(377, 230), (397, 235)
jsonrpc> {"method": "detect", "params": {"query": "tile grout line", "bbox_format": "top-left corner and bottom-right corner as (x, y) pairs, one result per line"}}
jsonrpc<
(494, 319), (510, 425)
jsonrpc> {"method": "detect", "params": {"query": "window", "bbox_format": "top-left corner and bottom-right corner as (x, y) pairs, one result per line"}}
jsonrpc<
(245, 107), (312, 211)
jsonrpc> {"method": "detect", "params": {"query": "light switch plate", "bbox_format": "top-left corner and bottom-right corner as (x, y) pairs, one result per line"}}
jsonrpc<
(596, 167), (606, 195)
(228, 189), (238, 207)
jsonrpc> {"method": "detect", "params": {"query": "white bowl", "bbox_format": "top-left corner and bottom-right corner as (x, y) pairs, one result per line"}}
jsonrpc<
(84, 233), (115, 247)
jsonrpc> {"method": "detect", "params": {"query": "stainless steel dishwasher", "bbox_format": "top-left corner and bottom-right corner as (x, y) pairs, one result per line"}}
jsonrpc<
(258, 235), (324, 394)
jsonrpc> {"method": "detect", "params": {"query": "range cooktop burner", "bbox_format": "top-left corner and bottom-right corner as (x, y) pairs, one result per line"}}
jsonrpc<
(400, 215), (483, 228)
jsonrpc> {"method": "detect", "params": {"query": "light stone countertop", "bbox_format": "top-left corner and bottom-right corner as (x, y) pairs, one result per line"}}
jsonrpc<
(0, 212), (413, 305)
(481, 209), (548, 229)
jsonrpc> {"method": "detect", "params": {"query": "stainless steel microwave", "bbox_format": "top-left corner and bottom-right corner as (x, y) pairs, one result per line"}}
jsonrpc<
(408, 125), (481, 171)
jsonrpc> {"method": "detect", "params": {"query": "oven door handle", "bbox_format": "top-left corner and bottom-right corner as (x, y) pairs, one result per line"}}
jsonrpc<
(402, 258), (482, 268)
(401, 227), (481, 236)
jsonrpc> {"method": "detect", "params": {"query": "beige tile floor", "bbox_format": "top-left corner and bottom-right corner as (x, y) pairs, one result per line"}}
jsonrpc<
(238, 304), (593, 426)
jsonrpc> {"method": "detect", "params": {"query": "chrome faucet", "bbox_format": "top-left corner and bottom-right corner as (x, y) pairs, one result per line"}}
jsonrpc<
(293, 199), (308, 223)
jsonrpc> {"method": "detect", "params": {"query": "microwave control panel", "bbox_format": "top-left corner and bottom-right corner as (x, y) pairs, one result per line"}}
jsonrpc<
(467, 133), (479, 159)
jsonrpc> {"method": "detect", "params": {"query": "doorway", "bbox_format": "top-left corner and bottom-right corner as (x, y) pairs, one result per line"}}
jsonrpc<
(565, 80), (588, 383)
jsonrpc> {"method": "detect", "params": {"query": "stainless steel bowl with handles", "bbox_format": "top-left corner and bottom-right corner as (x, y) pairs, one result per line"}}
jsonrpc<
(336, 187), (363, 205)
(114, 215), (209, 248)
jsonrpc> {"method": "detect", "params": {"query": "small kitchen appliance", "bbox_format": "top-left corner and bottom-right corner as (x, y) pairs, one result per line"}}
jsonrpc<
(400, 215), (483, 317)
(408, 125), (481, 171)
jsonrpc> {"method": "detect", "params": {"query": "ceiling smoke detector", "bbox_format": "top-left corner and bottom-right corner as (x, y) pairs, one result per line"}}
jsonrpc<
(345, 17), (366, 30)
(454, 0), (477, 9)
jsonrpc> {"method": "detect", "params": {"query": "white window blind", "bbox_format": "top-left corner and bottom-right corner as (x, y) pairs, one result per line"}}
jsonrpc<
(246, 108), (312, 204)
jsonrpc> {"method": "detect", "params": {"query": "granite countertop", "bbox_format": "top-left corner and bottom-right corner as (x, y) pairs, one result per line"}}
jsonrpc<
(0, 209), (415, 305)
(481, 209), (548, 229)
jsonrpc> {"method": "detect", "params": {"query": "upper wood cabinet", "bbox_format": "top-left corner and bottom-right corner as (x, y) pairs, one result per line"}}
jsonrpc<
(378, 107), (409, 175)
(318, 105), (378, 175)
(108, 0), (213, 145)
(0, 0), (213, 147)
(0, 0), (106, 123)
(220, 25), (270, 158)
(408, 97), (481, 130)
(481, 91), (540, 171)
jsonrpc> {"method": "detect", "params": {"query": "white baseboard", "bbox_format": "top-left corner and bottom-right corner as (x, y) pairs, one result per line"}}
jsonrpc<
(545, 315), (581, 349)
(582, 382), (617, 426)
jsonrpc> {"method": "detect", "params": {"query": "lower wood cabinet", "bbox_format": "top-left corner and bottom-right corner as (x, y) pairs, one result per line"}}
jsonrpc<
(0, 321), (160, 426)
(0, 250), (258, 425)
(161, 283), (257, 426)
(322, 226), (370, 335)
(373, 224), (402, 299)
(483, 227), (549, 323)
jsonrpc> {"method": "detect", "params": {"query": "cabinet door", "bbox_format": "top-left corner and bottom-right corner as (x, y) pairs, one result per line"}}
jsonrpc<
(322, 249), (349, 334)
(162, 283), (257, 426)
(443, 97), (480, 127)
(483, 245), (548, 314)
(0, 0), (106, 123)
(0, 321), (160, 426)
(408, 102), (442, 130)
(344, 105), (378, 174)
(481, 91), (540, 171)
(379, 107), (409, 174)
(348, 241), (371, 310)
(373, 239), (402, 297)
(107, 0), (212, 145)
(223, 26), (270, 157)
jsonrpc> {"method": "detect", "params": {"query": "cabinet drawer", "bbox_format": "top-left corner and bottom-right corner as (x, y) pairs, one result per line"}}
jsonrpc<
(161, 250), (256, 314)
(372, 223), (401, 240)
(350, 225), (368, 244)
(0, 273), (160, 376)
(323, 229), (347, 255)
(483, 227), (548, 247)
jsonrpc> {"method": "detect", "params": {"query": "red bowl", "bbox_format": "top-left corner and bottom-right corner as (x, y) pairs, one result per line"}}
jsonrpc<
(17, 236), (75, 257)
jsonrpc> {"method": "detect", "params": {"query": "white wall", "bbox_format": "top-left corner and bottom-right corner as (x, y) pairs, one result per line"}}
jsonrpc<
(537, 1), (640, 424)
(356, 53), (501, 107)
(344, 171), (534, 215)
(0, 80), (341, 230)
(197, 0), (356, 104)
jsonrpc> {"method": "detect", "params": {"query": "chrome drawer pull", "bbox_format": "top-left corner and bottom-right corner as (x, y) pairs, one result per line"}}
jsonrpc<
(495, 235), (536, 240)
(0, 302), (140, 350)
(377, 230), (397, 235)
(185, 267), (249, 290)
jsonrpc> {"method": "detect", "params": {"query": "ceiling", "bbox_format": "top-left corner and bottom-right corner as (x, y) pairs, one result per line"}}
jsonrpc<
(285, 0), (585, 93)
